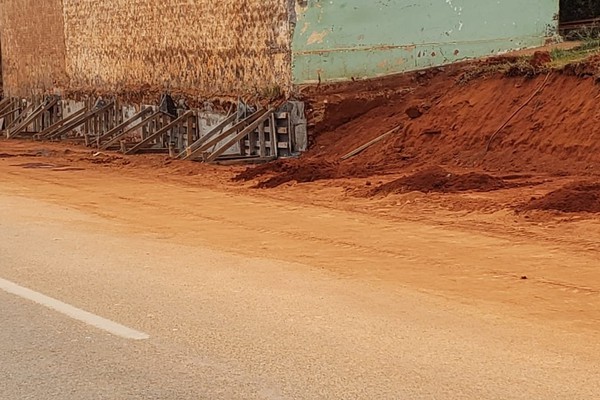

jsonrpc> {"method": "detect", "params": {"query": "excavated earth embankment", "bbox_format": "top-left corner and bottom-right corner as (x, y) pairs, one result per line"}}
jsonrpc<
(236, 50), (600, 213)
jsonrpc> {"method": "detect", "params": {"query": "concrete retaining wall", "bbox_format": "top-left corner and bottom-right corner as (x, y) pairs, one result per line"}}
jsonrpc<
(0, 0), (560, 98)
(292, 0), (560, 84)
(61, 0), (292, 101)
(0, 0), (292, 100)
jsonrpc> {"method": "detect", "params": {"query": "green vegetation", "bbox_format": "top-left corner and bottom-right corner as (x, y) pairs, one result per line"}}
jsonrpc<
(457, 37), (600, 85)
(550, 35), (600, 67)
(456, 58), (537, 85)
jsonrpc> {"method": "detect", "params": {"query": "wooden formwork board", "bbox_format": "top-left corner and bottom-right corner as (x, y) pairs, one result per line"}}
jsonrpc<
(205, 109), (274, 162)
(97, 107), (154, 144)
(100, 110), (161, 150)
(46, 102), (114, 139)
(40, 108), (87, 139)
(178, 113), (237, 159)
(126, 110), (192, 155)
(8, 98), (59, 138)
(182, 110), (265, 161)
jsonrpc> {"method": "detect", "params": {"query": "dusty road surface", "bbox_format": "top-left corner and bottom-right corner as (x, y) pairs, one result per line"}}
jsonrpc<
(1, 149), (600, 399)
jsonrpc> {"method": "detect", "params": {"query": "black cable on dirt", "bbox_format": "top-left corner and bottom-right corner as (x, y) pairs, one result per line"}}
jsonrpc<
(485, 72), (552, 154)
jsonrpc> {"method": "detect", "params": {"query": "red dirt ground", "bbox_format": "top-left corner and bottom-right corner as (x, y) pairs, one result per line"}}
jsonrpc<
(524, 182), (600, 213)
(4, 49), (600, 216)
(529, 51), (552, 68)
(232, 51), (600, 215)
(369, 166), (507, 195)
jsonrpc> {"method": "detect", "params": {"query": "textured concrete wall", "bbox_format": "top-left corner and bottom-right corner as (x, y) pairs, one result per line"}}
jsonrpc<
(61, 0), (292, 101)
(292, 0), (560, 84)
(0, 0), (291, 100)
(0, 0), (68, 97)
(0, 0), (561, 98)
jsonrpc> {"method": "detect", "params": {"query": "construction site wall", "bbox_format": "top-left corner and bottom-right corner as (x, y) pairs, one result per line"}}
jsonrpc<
(0, 0), (68, 98)
(1, 0), (292, 100)
(292, 0), (560, 84)
(1, 0), (561, 98)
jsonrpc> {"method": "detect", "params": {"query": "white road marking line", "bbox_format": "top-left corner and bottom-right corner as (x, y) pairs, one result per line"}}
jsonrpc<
(0, 277), (149, 340)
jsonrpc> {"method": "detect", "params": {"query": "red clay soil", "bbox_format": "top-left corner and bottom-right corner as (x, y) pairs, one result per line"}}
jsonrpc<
(562, 54), (600, 78)
(236, 53), (600, 190)
(524, 182), (600, 213)
(370, 166), (507, 195)
(233, 158), (392, 188)
(529, 51), (552, 68)
(233, 159), (340, 188)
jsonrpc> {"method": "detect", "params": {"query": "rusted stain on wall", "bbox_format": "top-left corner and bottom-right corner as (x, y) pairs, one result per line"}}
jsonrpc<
(61, 0), (292, 102)
(0, 0), (68, 97)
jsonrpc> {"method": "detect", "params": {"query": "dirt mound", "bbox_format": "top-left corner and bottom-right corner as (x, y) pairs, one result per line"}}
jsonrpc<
(234, 159), (340, 188)
(233, 156), (401, 188)
(371, 166), (507, 195)
(319, 96), (388, 134)
(300, 63), (600, 179)
(524, 182), (600, 213)
(529, 51), (552, 68)
(562, 54), (600, 78)
(446, 171), (507, 192)
(232, 160), (290, 182)
(238, 51), (600, 195)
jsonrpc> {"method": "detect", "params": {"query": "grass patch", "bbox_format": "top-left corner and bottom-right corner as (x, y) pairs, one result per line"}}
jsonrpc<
(550, 44), (600, 67)
(456, 31), (600, 85)
(456, 57), (539, 85)
(550, 29), (600, 67)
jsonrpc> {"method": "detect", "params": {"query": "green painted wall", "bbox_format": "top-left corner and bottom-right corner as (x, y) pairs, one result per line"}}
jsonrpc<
(292, 0), (559, 84)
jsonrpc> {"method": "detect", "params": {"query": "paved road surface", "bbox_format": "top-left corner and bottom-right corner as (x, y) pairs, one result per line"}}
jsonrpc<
(1, 193), (599, 399)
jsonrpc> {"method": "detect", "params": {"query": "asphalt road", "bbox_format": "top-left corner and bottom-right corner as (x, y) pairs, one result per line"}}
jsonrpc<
(1, 192), (599, 399)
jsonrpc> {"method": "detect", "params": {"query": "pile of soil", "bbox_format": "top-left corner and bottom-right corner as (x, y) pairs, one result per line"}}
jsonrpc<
(562, 54), (600, 78)
(238, 52), (600, 194)
(370, 166), (507, 195)
(529, 51), (552, 68)
(234, 159), (340, 188)
(232, 160), (291, 182)
(233, 156), (402, 188)
(524, 182), (600, 213)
